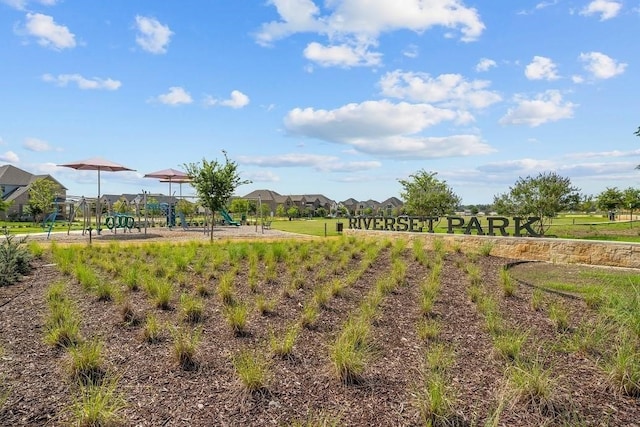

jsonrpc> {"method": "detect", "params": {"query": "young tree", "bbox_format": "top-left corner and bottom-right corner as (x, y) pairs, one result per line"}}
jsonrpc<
(596, 187), (623, 213)
(28, 178), (61, 223)
(493, 172), (580, 235)
(229, 198), (250, 215)
(184, 151), (250, 241)
(112, 198), (130, 214)
(622, 187), (640, 225)
(399, 170), (461, 216)
(286, 206), (299, 219)
(275, 204), (287, 218)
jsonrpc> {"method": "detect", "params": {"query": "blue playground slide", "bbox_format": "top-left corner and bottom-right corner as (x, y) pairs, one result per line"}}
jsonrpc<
(219, 209), (241, 226)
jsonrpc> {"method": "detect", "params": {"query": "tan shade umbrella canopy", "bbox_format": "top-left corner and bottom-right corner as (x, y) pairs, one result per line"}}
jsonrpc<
(144, 168), (190, 226)
(58, 157), (135, 232)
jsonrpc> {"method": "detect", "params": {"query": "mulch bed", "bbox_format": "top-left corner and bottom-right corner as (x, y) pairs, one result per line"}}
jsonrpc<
(1, 236), (639, 426)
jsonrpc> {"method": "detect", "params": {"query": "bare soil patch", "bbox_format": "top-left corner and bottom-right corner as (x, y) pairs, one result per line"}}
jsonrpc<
(1, 235), (638, 426)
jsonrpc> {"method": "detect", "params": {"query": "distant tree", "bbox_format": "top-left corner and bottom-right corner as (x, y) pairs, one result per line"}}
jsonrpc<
(493, 172), (580, 235)
(229, 198), (250, 215)
(176, 199), (195, 217)
(363, 206), (374, 216)
(28, 178), (61, 223)
(276, 204), (287, 218)
(259, 203), (271, 219)
(399, 170), (461, 216)
(286, 206), (299, 219)
(470, 205), (479, 215)
(622, 187), (640, 224)
(337, 206), (348, 217)
(146, 196), (161, 226)
(316, 207), (327, 218)
(185, 151), (251, 241)
(596, 187), (623, 213)
(0, 199), (13, 214)
(578, 194), (597, 213)
(112, 198), (130, 214)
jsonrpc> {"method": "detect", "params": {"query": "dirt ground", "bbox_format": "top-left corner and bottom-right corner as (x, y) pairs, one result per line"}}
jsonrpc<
(1, 231), (639, 426)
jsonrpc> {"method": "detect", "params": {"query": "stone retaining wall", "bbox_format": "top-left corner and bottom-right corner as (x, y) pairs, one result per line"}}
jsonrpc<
(345, 229), (640, 269)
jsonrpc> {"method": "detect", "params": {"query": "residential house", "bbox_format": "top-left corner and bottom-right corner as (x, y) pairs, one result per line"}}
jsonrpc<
(0, 164), (67, 220)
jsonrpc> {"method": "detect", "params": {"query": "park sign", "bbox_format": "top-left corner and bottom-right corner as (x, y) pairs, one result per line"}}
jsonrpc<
(348, 215), (543, 237)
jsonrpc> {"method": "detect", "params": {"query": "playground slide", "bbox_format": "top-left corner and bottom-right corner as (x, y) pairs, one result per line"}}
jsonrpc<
(219, 209), (240, 226)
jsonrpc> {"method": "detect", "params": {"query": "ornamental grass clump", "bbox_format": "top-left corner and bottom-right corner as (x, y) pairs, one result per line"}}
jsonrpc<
(70, 377), (126, 427)
(171, 326), (201, 370)
(269, 325), (299, 359)
(493, 329), (529, 362)
(548, 302), (570, 332)
(607, 333), (640, 397)
(224, 303), (249, 336)
(330, 317), (372, 384)
(500, 268), (516, 297)
(44, 286), (81, 348)
(179, 293), (205, 324)
(142, 313), (161, 343)
(233, 349), (271, 392)
(67, 340), (105, 386)
(417, 318), (441, 342)
(414, 345), (459, 426)
(506, 359), (555, 413)
(255, 295), (275, 316)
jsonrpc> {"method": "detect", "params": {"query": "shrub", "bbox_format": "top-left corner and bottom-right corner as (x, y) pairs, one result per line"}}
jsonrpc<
(0, 233), (32, 287)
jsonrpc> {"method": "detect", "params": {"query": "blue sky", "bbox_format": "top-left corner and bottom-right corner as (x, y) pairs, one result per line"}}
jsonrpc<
(1, 0), (638, 205)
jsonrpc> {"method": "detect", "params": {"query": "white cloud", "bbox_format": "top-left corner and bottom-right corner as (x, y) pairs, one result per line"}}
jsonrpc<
(284, 100), (495, 159)
(580, 0), (622, 20)
(402, 44), (419, 58)
(135, 16), (173, 54)
(579, 51), (627, 79)
(1, 0), (57, 10)
(23, 137), (52, 152)
(475, 58), (496, 72)
(0, 151), (20, 163)
(525, 56), (559, 80)
(24, 13), (76, 50)
(152, 87), (193, 106)
(379, 70), (502, 110)
(499, 90), (577, 127)
(245, 170), (280, 183)
(42, 73), (122, 90)
(256, 0), (485, 67)
(238, 153), (381, 172)
(204, 90), (250, 109)
(303, 42), (382, 68)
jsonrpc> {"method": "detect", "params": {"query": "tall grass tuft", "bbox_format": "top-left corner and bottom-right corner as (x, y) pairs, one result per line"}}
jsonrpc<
(179, 293), (205, 323)
(67, 340), (105, 386)
(606, 333), (640, 397)
(142, 313), (161, 343)
(224, 303), (249, 336)
(329, 317), (372, 384)
(506, 359), (555, 413)
(500, 268), (516, 297)
(70, 377), (126, 427)
(233, 349), (271, 392)
(171, 326), (201, 370)
(269, 325), (299, 359)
